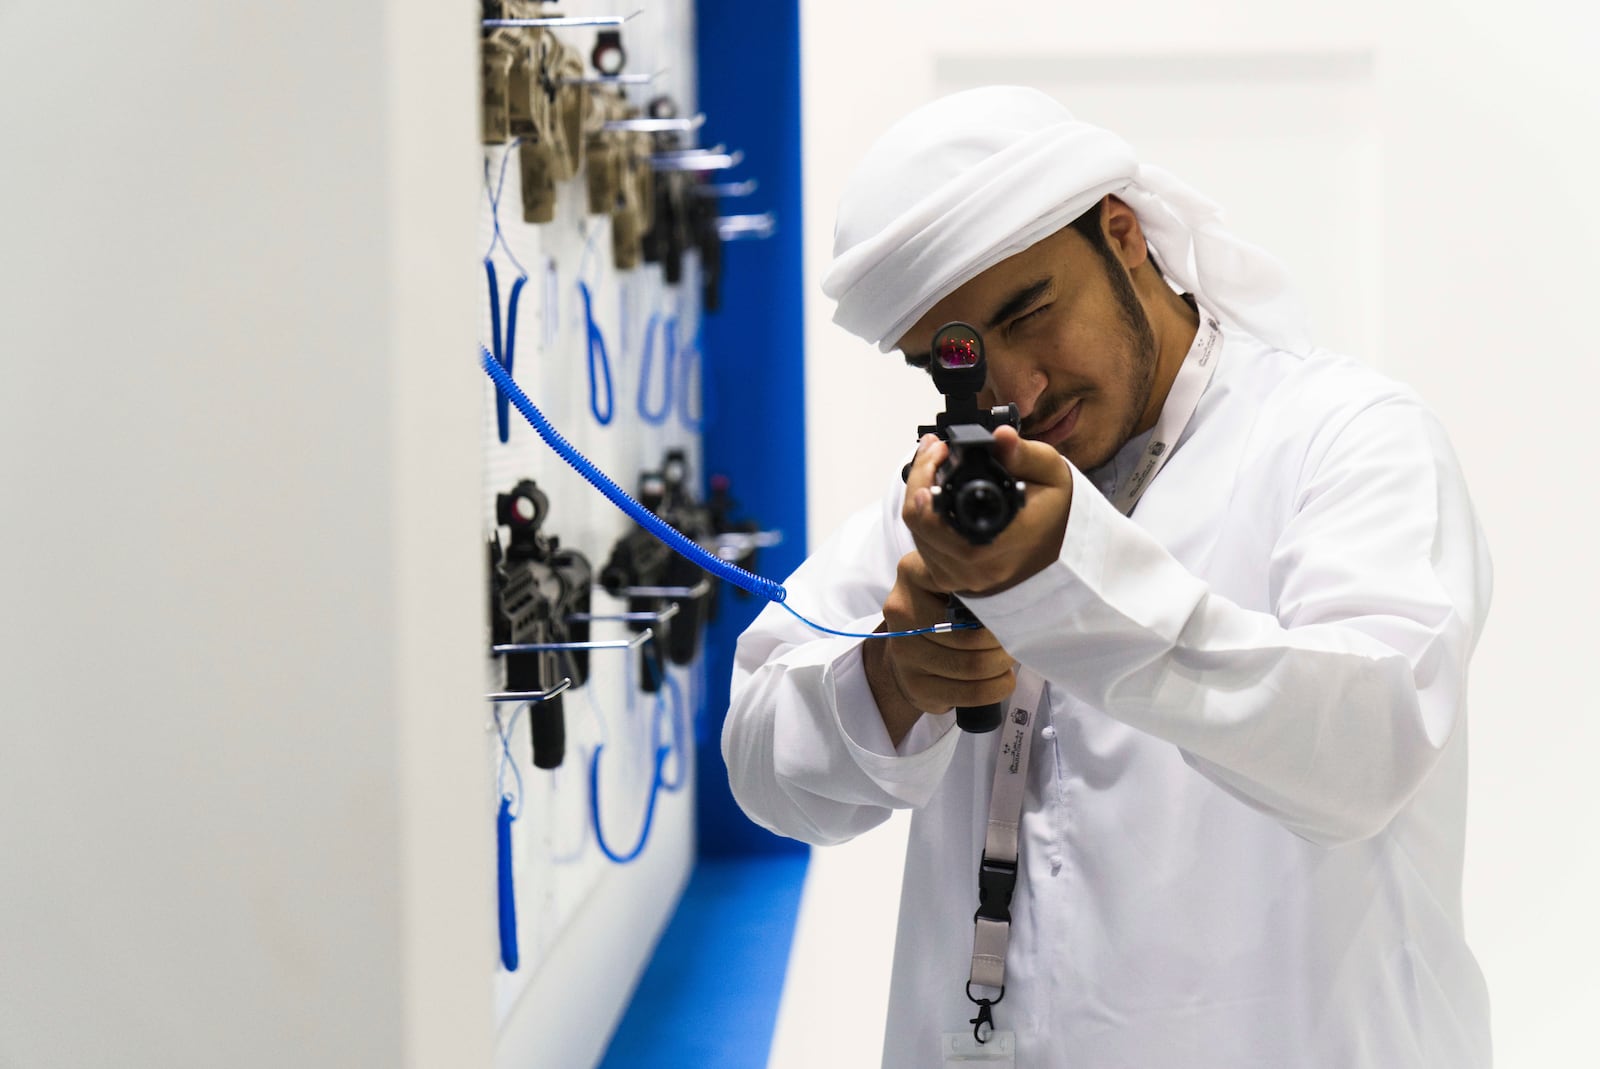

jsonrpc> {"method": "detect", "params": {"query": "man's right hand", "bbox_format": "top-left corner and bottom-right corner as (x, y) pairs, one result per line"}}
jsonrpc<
(863, 551), (1017, 748)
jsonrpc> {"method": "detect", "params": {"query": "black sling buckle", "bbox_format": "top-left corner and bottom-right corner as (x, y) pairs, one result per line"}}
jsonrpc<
(974, 855), (1017, 924)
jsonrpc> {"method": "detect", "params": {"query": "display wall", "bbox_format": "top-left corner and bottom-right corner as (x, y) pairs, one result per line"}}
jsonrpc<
(477, 3), (711, 1065)
(0, 1), (785, 1066)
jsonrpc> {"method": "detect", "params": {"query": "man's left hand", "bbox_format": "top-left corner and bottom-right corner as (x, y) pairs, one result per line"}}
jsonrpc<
(902, 426), (1074, 598)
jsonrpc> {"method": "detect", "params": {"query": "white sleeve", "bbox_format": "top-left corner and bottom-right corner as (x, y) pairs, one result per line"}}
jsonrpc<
(967, 397), (1492, 847)
(722, 475), (963, 846)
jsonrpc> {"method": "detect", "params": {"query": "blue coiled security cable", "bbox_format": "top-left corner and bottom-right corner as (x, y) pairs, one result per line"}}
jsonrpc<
(482, 343), (779, 601)
(478, 344), (975, 640)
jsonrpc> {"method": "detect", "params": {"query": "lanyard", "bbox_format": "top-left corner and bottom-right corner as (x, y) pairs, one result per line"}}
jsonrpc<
(965, 668), (1046, 1040)
(1109, 312), (1222, 514)
(965, 311), (1223, 1042)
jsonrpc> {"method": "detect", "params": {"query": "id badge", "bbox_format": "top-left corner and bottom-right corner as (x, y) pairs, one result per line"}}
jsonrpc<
(942, 1030), (1016, 1067)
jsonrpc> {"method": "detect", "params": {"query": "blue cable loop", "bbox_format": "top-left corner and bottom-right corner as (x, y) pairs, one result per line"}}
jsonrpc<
(486, 261), (528, 444)
(635, 312), (672, 425)
(656, 673), (687, 792)
(674, 321), (704, 432)
(484, 144), (529, 444)
(589, 745), (670, 864)
(590, 664), (687, 864)
(478, 345), (977, 640)
(577, 281), (615, 426)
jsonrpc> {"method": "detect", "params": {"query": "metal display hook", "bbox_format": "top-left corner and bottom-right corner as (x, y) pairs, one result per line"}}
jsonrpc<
(605, 113), (706, 133)
(484, 602), (682, 702)
(609, 577), (713, 600)
(649, 141), (726, 156)
(568, 601), (684, 625)
(494, 629), (653, 655)
(716, 212), (777, 241)
(651, 150), (744, 173)
(487, 677), (573, 705)
(483, 11), (642, 28)
(692, 179), (758, 198)
(558, 70), (666, 87)
(653, 143), (726, 157)
(493, 601), (682, 652)
(708, 529), (784, 561)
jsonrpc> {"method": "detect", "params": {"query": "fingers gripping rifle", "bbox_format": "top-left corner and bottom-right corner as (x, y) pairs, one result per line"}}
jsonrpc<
(904, 323), (1027, 734)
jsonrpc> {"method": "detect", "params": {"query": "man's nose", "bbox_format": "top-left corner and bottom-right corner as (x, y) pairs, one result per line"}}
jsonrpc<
(982, 355), (1047, 420)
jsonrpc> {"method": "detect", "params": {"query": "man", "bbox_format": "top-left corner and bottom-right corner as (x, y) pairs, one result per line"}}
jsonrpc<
(723, 86), (1491, 1068)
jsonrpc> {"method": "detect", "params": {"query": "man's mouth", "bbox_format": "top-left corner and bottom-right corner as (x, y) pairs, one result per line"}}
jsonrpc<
(1026, 398), (1082, 447)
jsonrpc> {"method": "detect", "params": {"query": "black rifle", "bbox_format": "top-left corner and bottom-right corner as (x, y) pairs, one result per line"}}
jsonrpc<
(489, 479), (593, 768)
(907, 322), (1027, 733)
(599, 450), (726, 689)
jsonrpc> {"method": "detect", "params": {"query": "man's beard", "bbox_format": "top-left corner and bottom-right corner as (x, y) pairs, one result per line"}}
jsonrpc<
(1096, 253), (1160, 466)
(1025, 254), (1159, 471)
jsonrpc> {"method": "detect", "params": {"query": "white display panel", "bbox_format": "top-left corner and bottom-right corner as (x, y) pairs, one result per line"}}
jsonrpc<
(478, 3), (708, 1065)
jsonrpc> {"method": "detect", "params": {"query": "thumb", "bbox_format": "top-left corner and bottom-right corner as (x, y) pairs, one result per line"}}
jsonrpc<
(992, 425), (1072, 487)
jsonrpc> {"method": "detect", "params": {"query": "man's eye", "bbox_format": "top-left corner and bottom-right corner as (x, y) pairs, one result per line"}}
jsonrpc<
(1011, 304), (1050, 330)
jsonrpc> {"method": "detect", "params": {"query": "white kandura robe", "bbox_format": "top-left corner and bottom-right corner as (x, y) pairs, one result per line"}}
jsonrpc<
(723, 324), (1493, 1068)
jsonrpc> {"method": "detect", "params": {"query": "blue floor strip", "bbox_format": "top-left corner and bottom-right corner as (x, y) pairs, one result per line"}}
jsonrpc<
(598, 851), (810, 1068)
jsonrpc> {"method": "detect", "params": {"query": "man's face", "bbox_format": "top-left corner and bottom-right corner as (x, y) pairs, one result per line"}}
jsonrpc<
(894, 223), (1158, 473)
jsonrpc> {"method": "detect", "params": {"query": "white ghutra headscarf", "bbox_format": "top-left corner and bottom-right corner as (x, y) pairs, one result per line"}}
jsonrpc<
(822, 86), (1310, 356)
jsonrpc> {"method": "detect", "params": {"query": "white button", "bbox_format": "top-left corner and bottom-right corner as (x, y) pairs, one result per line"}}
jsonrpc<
(1040, 725), (1057, 740)
(1049, 856), (1064, 874)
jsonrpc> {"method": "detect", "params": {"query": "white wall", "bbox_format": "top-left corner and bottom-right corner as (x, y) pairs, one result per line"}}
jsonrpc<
(801, 0), (1382, 547)
(790, 0), (1600, 1065)
(0, 3), (490, 1067)
(1380, 3), (1600, 1062)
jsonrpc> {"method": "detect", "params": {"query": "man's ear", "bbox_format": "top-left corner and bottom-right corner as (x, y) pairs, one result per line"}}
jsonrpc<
(1102, 195), (1149, 271)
